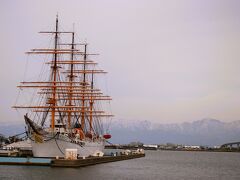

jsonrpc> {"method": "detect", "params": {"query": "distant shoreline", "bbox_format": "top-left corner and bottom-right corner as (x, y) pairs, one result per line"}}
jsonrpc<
(156, 149), (240, 153)
(105, 144), (240, 153)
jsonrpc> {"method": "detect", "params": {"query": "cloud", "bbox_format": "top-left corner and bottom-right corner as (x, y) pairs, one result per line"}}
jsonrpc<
(1, 0), (240, 124)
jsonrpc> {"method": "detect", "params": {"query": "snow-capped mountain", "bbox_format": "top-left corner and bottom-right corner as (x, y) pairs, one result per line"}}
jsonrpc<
(109, 118), (240, 146)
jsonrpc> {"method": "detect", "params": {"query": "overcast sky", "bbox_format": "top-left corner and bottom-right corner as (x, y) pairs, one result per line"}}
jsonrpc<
(0, 0), (240, 124)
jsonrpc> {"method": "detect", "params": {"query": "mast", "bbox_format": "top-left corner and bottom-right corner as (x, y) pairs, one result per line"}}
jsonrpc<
(67, 32), (75, 129)
(81, 44), (87, 132)
(13, 17), (114, 137)
(89, 71), (94, 132)
(51, 15), (59, 131)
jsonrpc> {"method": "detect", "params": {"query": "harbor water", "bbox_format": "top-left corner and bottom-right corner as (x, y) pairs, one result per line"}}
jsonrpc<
(0, 150), (240, 180)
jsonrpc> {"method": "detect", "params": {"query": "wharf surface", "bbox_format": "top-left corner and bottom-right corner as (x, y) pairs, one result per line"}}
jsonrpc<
(0, 154), (145, 167)
(52, 153), (145, 167)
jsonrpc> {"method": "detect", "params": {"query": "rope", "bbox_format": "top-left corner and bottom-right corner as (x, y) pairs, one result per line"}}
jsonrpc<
(106, 140), (113, 145)
(54, 134), (65, 155)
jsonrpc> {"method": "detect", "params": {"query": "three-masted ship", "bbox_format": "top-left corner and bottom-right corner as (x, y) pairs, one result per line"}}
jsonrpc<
(13, 16), (113, 157)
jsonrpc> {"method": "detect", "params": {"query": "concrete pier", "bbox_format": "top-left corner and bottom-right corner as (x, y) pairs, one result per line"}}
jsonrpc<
(0, 157), (51, 166)
(0, 154), (145, 167)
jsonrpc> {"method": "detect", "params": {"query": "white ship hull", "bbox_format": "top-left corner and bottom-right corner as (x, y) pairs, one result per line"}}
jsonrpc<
(31, 136), (105, 158)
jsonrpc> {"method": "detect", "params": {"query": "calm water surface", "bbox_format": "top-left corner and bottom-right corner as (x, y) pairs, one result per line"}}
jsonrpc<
(0, 151), (240, 180)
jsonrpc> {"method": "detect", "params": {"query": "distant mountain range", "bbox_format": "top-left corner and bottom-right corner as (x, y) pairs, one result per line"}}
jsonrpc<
(109, 118), (240, 146)
(0, 122), (25, 137)
(1, 118), (240, 146)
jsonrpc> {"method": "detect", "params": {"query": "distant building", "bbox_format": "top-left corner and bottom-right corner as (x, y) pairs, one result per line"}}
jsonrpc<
(183, 145), (200, 150)
(143, 144), (158, 150)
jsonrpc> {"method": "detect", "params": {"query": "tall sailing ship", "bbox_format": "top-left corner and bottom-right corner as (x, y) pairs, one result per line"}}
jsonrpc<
(13, 16), (113, 157)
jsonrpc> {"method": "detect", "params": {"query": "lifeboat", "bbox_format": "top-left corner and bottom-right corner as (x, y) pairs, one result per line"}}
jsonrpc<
(103, 134), (111, 139)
